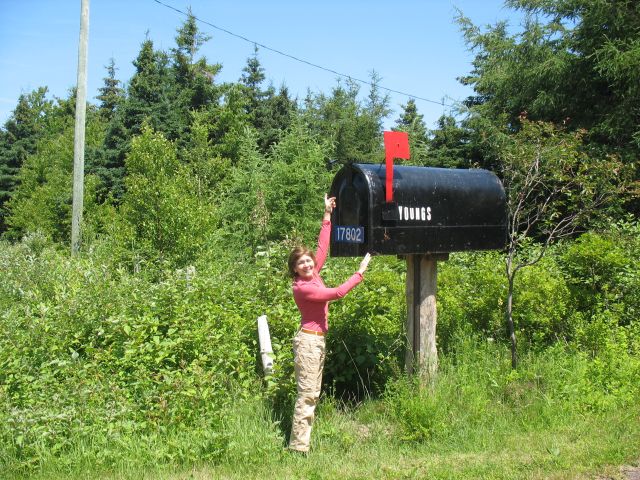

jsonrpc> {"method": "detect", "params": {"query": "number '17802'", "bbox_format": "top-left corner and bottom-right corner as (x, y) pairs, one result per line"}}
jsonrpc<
(333, 226), (364, 244)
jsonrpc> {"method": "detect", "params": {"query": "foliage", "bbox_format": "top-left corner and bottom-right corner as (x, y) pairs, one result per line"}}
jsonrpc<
(385, 336), (640, 444)
(0, 240), (258, 475)
(118, 125), (217, 269)
(393, 99), (430, 165)
(458, 0), (640, 150)
(456, 0), (640, 212)
(322, 256), (406, 399)
(215, 120), (333, 254)
(1, 217), (639, 475)
(437, 250), (507, 348)
(303, 74), (389, 164)
(239, 47), (297, 153)
(4, 109), (106, 243)
(499, 119), (626, 367)
(437, 248), (568, 350)
(0, 87), (54, 231)
(426, 114), (476, 168)
(96, 58), (125, 121)
(98, 15), (223, 200)
(559, 218), (640, 327)
(1, 6), (639, 477)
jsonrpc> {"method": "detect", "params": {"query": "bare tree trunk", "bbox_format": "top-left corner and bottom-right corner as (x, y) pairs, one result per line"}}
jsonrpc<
(507, 276), (518, 369)
(506, 253), (518, 369)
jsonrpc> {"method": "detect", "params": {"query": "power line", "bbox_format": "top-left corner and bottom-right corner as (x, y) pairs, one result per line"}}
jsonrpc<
(151, 0), (456, 108)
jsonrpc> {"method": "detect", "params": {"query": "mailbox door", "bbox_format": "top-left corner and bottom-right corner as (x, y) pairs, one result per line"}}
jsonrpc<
(330, 170), (370, 256)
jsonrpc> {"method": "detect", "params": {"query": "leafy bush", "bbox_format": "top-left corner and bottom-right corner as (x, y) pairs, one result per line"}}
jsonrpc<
(560, 220), (640, 327)
(437, 251), (507, 350)
(384, 335), (640, 445)
(215, 120), (334, 256)
(118, 125), (217, 269)
(323, 256), (406, 399)
(511, 253), (572, 347)
(0, 240), (259, 474)
(5, 117), (105, 243)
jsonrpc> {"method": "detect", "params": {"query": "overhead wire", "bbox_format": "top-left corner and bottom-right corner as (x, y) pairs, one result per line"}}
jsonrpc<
(151, 0), (457, 109)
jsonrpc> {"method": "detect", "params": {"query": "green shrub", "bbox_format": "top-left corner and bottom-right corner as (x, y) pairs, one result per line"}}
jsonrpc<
(437, 251), (507, 350)
(119, 125), (218, 269)
(0, 241), (261, 475)
(571, 310), (640, 412)
(512, 253), (571, 347)
(323, 255), (406, 399)
(561, 220), (640, 327)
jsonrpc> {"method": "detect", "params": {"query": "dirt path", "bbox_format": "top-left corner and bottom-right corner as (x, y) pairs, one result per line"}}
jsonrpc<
(597, 464), (640, 480)
(621, 466), (640, 480)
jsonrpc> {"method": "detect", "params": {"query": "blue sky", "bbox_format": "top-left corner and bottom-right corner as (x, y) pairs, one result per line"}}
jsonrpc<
(0, 0), (522, 129)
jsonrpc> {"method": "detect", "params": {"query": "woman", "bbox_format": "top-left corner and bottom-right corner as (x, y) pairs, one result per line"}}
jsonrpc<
(287, 194), (371, 454)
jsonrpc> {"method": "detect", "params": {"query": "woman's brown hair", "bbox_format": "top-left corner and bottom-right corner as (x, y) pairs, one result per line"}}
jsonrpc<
(288, 247), (315, 278)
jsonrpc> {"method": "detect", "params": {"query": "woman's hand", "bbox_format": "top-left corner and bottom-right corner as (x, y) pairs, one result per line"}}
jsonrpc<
(324, 194), (336, 214)
(358, 253), (372, 275)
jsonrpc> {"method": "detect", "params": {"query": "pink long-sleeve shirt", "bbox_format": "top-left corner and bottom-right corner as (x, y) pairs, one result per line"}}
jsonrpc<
(292, 219), (363, 333)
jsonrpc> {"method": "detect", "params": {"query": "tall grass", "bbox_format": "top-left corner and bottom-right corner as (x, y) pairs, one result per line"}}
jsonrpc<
(12, 338), (640, 480)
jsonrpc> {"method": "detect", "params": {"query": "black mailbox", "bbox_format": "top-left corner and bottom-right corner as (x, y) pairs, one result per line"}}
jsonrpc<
(329, 163), (507, 257)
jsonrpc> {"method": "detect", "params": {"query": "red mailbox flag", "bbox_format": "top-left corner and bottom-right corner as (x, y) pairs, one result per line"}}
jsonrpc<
(384, 131), (410, 202)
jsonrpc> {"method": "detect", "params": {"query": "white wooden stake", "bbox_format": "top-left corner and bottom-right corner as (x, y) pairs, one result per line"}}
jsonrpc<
(257, 315), (274, 375)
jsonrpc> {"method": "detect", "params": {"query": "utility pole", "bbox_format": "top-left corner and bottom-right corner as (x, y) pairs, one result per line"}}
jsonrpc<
(71, 0), (89, 255)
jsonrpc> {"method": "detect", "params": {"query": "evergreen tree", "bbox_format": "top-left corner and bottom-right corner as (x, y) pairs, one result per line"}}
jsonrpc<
(460, 0), (640, 142)
(96, 58), (125, 120)
(100, 14), (224, 200)
(427, 114), (473, 168)
(365, 71), (391, 130)
(304, 73), (389, 164)
(396, 100), (427, 140)
(126, 37), (174, 137)
(457, 0), (640, 165)
(252, 83), (298, 152)
(240, 45), (267, 116)
(358, 70), (391, 158)
(170, 11), (221, 116)
(97, 37), (167, 200)
(239, 47), (296, 152)
(5, 107), (104, 243)
(0, 87), (53, 232)
(91, 59), (126, 199)
(260, 84), (297, 148)
(203, 83), (252, 165)
(394, 98), (429, 164)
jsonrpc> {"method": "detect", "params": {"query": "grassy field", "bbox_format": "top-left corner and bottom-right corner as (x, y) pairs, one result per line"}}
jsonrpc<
(20, 400), (640, 480)
(183, 400), (639, 480)
(17, 363), (640, 480)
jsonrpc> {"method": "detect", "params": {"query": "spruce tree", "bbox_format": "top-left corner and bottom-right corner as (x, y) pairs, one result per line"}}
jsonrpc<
(240, 45), (267, 116)
(96, 58), (124, 121)
(0, 87), (52, 232)
(170, 11), (221, 116)
(99, 36), (180, 200)
(455, 0), (639, 213)
(394, 99), (429, 165)
(427, 114), (472, 168)
(260, 84), (297, 149)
